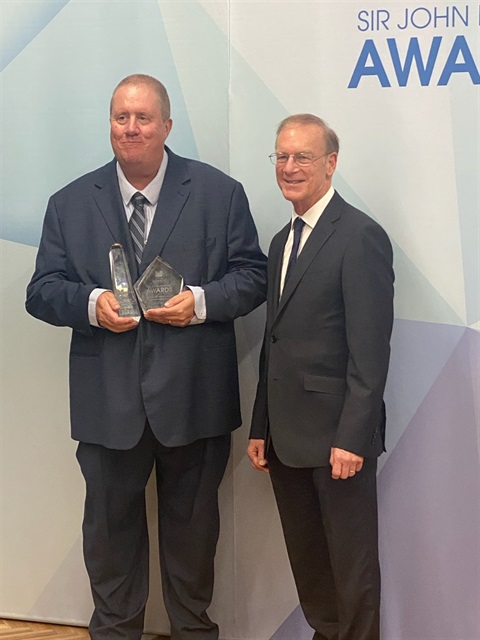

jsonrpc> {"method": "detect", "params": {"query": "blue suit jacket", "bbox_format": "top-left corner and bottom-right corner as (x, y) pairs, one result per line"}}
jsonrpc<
(26, 148), (267, 449)
(250, 192), (394, 467)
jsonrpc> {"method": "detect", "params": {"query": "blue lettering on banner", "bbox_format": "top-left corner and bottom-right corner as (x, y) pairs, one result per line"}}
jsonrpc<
(388, 37), (441, 85)
(357, 9), (391, 31)
(397, 5), (469, 29)
(348, 39), (392, 87)
(438, 35), (480, 84)
(349, 5), (479, 87)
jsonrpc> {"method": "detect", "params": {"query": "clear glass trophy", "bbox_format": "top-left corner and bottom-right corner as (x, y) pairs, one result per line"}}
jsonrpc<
(134, 256), (184, 313)
(109, 243), (141, 319)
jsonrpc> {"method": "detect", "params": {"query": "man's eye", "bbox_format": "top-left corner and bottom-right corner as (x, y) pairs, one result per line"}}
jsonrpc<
(116, 115), (127, 124)
(296, 154), (314, 165)
(276, 155), (289, 163)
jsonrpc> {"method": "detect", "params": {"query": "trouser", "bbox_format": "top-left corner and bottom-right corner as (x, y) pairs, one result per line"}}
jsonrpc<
(268, 445), (380, 640)
(76, 425), (231, 640)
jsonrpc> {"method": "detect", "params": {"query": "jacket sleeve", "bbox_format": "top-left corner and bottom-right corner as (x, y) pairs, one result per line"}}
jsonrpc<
(249, 332), (269, 439)
(333, 221), (394, 455)
(25, 196), (96, 335)
(203, 182), (267, 322)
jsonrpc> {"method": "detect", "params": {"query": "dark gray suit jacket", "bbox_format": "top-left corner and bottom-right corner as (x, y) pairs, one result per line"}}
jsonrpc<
(26, 148), (267, 449)
(250, 192), (394, 467)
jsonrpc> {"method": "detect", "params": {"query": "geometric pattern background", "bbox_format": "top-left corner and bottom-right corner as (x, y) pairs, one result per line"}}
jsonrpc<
(379, 327), (479, 640)
(1, 1), (478, 639)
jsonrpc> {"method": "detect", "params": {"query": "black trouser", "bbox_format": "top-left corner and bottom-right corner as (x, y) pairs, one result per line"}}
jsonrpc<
(268, 445), (380, 640)
(76, 425), (231, 640)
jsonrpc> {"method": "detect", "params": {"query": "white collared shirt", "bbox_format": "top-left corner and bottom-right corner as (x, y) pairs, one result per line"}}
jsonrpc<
(280, 186), (335, 294)
(116, 152), (168, 236)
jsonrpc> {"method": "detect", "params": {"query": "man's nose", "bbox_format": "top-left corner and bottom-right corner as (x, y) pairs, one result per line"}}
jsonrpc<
(125, 117), (140, 134)
(283, 155), (299, 172)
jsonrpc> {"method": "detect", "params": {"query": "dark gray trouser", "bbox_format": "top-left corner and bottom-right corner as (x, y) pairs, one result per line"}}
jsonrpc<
(76, 426), (231, 640)
(268, 445), (380, 640)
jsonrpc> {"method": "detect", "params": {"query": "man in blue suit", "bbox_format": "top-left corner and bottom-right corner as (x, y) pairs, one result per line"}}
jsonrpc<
(26, 74), (267, 640)
(248, 115), (394, 639)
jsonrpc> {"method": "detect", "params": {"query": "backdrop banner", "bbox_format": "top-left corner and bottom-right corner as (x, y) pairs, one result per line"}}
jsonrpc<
(1, 2), (478, 639)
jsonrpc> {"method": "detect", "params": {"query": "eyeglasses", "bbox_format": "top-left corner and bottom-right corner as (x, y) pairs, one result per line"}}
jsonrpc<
(269, 152), (329, 167)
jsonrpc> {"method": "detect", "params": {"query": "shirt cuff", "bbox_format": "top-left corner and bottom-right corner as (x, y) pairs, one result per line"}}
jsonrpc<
(186, 285), (206, 325)
(88, 288), (110, 327)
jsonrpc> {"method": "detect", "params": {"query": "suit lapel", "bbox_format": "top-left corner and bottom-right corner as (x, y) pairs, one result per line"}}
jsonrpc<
(269, 224), (289, 319)
(141, 149), (190, 269)
(91, 160), (139, 277)
(92, 160), (130, 244)
(272, 193), (343, 325)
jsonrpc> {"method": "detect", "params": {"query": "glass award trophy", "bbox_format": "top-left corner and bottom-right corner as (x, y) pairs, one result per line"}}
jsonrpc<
(134, 256), (184, 313)
(109, 243), (141, 319)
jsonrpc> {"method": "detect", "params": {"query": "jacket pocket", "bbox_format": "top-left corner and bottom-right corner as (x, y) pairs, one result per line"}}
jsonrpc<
(70, 330), (106, 357)
(303, 374), (346, 395)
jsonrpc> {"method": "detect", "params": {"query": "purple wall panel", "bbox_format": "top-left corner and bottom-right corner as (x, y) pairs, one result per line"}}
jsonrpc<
(379, 329), (479, 639)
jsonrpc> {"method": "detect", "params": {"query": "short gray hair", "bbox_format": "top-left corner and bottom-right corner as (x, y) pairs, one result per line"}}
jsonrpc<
(276, 114), (339, 154)
(110, 74), (171, 121)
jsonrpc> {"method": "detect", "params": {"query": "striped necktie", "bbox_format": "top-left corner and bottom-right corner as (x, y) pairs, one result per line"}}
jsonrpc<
(129, 192), (147, 266)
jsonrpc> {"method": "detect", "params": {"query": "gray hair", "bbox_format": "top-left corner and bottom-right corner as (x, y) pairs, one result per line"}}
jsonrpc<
(276, 114), (339, 154)
(110, 74), (171, 121)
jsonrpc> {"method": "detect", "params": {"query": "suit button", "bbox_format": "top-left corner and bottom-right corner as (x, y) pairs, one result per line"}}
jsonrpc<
(271, 335), (277, 343)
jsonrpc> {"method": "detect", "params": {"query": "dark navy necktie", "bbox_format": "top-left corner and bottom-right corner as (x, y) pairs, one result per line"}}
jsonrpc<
(285, 217), (305, 282)
(129, 192), (147, 266)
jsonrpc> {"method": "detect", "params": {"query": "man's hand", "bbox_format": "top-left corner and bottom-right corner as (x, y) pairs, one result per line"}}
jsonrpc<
(96, 291), (139, 333)
(330, 447), (364, 480)
(247, 439), (269, 473)
(145, 290), (195, 327)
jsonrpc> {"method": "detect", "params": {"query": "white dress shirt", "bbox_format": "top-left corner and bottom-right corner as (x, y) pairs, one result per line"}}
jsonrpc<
(280, 186), (335, 295)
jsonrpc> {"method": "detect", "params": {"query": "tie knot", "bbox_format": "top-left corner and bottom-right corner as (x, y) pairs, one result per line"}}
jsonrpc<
(293, 216), (305, 233)
(132, 192), (147, 208)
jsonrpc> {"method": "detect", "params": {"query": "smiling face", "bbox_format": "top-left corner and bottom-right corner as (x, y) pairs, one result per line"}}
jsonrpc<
(110, 82), (172, 188)
(275, 123), (337, 215)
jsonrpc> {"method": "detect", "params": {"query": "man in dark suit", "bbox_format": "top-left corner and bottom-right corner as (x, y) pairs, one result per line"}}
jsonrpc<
(248, 114), (394, 640)
(26, 74), (266, 640)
